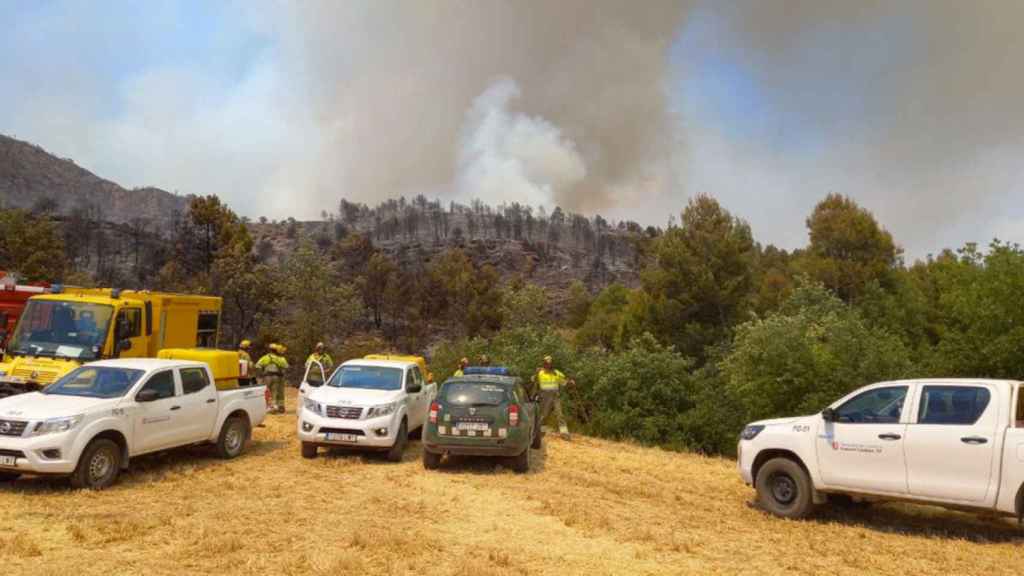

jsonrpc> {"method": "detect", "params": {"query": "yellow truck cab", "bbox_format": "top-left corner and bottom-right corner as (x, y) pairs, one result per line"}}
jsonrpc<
(0, 287), (221, 397)
(363, 354), (434, 383)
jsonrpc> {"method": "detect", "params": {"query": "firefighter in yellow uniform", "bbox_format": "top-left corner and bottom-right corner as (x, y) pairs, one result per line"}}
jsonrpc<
(305, 342), (334, 386)
(238, 340), (254, 387)
(534, 355), (572, 440)
(257, 343), (289, 414)
(453, 357), (470, 377)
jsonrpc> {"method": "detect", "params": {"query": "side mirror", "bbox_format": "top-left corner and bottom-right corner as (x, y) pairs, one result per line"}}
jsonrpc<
(407, 383), (423, 394)
(119, 338), (133, 352)
(136, 389), (159, 403)
(822, 407), (837, 423)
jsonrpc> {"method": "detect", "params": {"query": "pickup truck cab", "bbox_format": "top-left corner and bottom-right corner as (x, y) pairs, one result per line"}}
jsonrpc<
(738, 379), (1024, 521)
(297, 358), (436, 462)
(0, 358), (266, 489)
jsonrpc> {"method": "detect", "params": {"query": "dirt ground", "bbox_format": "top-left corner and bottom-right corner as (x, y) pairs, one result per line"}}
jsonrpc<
(1, 388), (1021, 575)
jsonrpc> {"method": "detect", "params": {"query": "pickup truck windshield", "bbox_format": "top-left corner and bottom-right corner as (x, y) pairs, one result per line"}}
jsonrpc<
(327, 366), (403, 391)
(43, 366), (144, 398)
(443, 382), (509, 406)
(7, 300), (113, 361)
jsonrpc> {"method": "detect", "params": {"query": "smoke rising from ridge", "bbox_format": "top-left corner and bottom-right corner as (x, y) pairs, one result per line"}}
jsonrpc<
(275, 0), (688, 215)
(5, 1), (1024, 257)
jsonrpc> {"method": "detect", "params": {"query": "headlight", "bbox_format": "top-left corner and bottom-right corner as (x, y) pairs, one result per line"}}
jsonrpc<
(366, 402), (397, 418)
(739, 424), (765, 441)
(302, 397), (323, 416)
(32, 415), (83, 436)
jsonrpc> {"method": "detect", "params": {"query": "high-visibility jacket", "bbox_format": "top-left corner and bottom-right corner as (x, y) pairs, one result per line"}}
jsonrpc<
(257, 353), (289, 375)
(453, 369), (464, 377)
(537, 368), (567, 391)
(306, 353), (334, 371)
(239, 350), (253, 377)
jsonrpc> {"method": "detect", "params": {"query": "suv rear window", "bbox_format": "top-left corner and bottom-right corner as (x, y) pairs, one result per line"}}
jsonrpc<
(1016, 387), (1023, 428)
(443, 383), (510, 406)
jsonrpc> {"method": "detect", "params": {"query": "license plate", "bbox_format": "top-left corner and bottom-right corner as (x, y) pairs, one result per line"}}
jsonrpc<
(325, 433), (358, 443)
(456, 422), (490, 432)
(0, 455), (16, 467)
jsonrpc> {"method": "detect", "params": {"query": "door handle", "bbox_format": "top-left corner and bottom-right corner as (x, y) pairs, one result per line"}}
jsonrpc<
(878, 433), (902, 441)
(206, 398), (216, 404)
(170, 406), (181, 411)
(961, 436), (989, 445)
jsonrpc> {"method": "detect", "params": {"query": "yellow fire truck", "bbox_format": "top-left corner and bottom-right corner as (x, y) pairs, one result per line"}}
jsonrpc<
(0, 287), (221, 397)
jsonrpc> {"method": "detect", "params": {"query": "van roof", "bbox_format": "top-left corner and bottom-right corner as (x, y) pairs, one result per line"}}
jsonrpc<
(342, 359), (419, 370)
(86, 358), (206, 371)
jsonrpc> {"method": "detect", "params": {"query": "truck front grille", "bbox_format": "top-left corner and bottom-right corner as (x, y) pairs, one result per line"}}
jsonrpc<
(0, 420), (28, 437)
(326, 406), (363, 419)
(13, 368), (58, 384)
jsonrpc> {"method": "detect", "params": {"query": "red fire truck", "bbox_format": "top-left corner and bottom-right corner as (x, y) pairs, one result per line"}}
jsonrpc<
(0, 272), (49, 350)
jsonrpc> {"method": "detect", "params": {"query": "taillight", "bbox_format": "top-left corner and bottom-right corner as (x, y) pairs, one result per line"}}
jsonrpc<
(509, 404), (520, 427)
(429, 402), (439, 424)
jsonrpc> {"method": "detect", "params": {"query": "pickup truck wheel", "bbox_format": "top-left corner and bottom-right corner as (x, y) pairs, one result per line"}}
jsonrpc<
(216, 417), (250, 460)
(755, 457), (814, 519)
(301, 442), (318, 459)
(510, 447), (530, 474)
(422, 449), (442, 470)
(386, 420), (408, 463)
(0, 471), (20, 482)
(71, 438), (121, 490)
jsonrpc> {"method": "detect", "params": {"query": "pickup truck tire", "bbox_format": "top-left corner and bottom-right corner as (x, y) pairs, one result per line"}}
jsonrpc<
(71, 438), (121, 490)
(0, 471), (20, 482)
(510, 447), (530, 474)
(386, 420), (408, 463)
(755, 457), (814, 519)
(422, 449), (442, 470)
(216, 416), (250, 460)
(301, 442), (318, 459)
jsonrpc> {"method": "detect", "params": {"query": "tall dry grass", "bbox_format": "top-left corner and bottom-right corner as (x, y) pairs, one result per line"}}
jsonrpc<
(0, 389), (1020, 575)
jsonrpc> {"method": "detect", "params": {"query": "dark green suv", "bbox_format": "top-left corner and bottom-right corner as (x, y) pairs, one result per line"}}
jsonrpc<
(422, 371), (541, 473)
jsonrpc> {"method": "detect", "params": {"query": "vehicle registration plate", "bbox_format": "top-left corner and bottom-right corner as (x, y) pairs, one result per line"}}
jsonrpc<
(456, 422), (490, 432)
(325, 433), (359, 443)
(0, 455), (16, 467)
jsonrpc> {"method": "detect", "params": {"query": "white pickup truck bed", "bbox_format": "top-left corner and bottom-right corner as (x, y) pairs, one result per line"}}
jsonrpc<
(0, 358), (265, 489)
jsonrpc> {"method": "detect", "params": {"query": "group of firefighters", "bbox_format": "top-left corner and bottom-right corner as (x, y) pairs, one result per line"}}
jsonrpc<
(237, 341), (573, 438)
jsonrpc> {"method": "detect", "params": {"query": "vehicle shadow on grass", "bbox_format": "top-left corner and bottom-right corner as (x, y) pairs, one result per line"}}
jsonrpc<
(0, 440), (288, 494)
(424, 443), (550, 476)
(807, 502), (1023, 543)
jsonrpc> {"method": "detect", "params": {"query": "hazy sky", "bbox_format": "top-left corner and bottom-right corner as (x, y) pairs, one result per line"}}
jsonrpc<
(3, 0), (1024, 260)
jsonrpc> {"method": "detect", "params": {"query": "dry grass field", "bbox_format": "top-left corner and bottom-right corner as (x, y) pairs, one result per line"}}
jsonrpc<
(1, 389), (1021, 575)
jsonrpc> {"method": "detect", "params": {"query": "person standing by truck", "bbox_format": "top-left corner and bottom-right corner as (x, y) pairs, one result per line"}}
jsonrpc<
(257, 343), (289, 414)
(533, 355), (573, 440)
(238, 339), (254, 387)
(453, 357), (470, 377)
(304, 342), (334, 386)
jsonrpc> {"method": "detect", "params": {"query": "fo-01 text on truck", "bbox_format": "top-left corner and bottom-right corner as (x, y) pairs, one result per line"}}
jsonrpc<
(297, 358), (436, 462)
(0, 288), (221, 397)
(422, 367), (541, 473)
(0, 358), (265, 489)
(738, 379), (1024, 522)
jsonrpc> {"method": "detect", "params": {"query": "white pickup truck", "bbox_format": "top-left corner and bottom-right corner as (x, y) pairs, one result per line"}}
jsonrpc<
(297, 358), (436, 462)
(0, 358), (266, 489)
(738, 378), (1024, 522)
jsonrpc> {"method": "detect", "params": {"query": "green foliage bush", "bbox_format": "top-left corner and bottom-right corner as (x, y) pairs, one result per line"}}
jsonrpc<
(720, 283), (913, 425)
